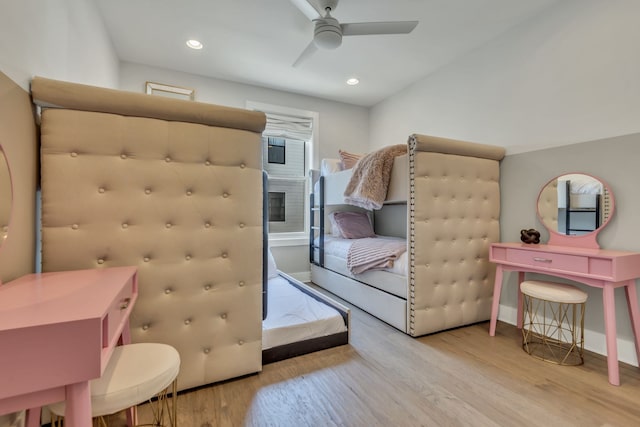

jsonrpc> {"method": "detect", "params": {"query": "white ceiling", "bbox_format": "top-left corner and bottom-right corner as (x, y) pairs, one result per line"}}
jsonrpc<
(95, 0), (559, 107)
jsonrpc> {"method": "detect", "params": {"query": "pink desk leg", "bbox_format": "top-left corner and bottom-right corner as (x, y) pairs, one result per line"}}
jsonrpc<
(489, 265), (504, 336)
(118, 319), (136, 427)
(517, 271), (525, 329)
(624, 280), (640, 365)
(64, 381), (92, 427)
(25, 407), (41, 427)
(602, 284), (620, 386)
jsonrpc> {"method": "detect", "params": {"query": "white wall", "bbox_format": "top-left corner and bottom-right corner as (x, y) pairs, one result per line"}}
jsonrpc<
(0, 0), (119, 90)
(119, 62), (370, 168)
(369, 0), (640, 154)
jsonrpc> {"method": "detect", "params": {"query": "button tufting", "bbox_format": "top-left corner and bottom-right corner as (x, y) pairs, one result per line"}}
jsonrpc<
(97, 258), (104, 264)
(165, 288), (172, 294)
(71, 224), (78, 230)
(238, 340), (244, 345)
(204, 284), (212, 291)
(222, 192), (229, 198)
(222, 253), (228, 259)
(239, 281), (245, 287)
(185, 255), (191, 261)
(98, 187), (105, 194)
(142, 324), (149, 331)
(120, 153), (127, 159)
(70, 152), (78, 157)
(143, 257), (150, 262)
(205, 160), (211, 166)
(184, 319), (191, 325)
(204, 222), (211, 228)
(144, 188), (152, 195)
(240, 163), (246, 169)
(122, 223), (128, 229)
(239, 223), (245, 228)
(221, 313), (227, 319)
(166, 223), (172, 228)
(186, 190), (192, 196)
(165, 157), (171, 162)
(203, 348), (210, 354)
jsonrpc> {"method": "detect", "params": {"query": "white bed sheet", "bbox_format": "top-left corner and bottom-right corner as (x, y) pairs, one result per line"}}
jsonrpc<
(262, 276), (347, 350)
(316, 235), (408, 276)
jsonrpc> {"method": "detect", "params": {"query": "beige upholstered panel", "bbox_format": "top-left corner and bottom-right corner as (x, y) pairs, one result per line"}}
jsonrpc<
(37, 79), (266, 391)
(408, 134), (505, 337)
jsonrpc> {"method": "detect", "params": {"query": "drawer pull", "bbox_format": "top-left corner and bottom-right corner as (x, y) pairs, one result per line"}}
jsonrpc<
(533, 257), (552, 263)
(120, 297), (131, 310)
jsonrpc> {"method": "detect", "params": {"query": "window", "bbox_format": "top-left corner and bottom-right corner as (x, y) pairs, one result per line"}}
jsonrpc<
(262, 137), (306, 233)
(268, 192), (286, 222)
(267, 138), (286, 164)
(247, 101), (318, 246)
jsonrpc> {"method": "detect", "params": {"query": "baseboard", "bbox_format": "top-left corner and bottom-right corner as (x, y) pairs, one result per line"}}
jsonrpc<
(498, 304), (639, 367)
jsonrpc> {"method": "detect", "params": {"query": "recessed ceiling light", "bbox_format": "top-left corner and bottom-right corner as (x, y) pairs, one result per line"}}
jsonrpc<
(346, 78), (360, 86)
(186, 39), (203, 50)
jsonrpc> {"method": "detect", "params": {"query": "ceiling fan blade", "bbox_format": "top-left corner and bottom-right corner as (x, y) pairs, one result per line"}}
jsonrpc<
(289, 0), (322, 21)
(292, 40), (318, 67)
(341, 21), (418, 36)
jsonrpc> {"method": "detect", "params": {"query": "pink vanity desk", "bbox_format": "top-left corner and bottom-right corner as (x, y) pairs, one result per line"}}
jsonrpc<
(488, 172), (640, 385)
(0, 266), (138, 427)
(489, 242), (640, 385)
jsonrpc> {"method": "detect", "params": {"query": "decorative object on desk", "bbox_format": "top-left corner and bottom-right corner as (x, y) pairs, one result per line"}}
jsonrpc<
(536, 172), (614, 249)
(520, 228), (541, 244)
(145, 81), (195, 101)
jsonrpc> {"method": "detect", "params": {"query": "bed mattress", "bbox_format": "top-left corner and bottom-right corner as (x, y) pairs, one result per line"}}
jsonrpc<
(262, 276), (347, 350)
(314, 235), (408, 299)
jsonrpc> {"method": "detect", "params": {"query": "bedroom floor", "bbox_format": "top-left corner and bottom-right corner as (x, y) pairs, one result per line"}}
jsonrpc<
(110, 286), (640, 427)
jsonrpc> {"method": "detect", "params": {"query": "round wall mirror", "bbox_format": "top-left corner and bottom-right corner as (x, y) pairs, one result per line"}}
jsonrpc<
(537, 173), (614, 249)
(0, 144), (12, 248)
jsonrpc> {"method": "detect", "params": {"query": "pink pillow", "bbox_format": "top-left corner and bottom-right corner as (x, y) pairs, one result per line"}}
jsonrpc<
(338, 149), (363, 170)
(331, 211), (376, 239)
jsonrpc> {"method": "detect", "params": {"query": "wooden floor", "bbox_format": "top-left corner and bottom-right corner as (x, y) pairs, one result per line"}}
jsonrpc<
(111, 289), (640, 427)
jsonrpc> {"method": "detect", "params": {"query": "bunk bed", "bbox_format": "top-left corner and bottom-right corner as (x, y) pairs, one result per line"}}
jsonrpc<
(310, 134), (506, 337)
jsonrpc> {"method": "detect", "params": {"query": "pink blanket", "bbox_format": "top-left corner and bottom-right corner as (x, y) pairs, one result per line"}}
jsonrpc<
(347, 237), (407, 274)
(343, 144), (407, 210)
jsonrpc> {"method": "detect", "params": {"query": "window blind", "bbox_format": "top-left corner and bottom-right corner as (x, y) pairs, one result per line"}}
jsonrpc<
(262, 112), (313, 141)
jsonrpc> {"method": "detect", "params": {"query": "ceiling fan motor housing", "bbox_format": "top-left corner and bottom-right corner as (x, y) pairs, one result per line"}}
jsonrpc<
(314, 17), (342, 49)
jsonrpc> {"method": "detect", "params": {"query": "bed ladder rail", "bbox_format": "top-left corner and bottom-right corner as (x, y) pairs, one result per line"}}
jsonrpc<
(309, 176), (325, 267)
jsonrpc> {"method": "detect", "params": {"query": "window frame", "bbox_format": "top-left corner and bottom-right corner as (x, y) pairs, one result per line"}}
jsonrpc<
(246, 101), (319, 247)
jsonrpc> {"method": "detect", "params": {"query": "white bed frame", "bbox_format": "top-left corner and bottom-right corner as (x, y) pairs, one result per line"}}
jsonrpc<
(310, 134), (505, 337)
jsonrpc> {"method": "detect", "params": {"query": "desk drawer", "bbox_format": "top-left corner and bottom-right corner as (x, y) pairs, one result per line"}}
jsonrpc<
(505, 248), (589, 274)
(102, 276), (135, 349)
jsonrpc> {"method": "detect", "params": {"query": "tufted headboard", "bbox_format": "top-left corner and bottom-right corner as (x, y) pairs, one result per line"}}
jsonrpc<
(408, 134), (505, 336)
(32, 77), (266, 391)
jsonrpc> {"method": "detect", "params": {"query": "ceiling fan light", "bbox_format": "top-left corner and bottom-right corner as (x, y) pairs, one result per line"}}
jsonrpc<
(314, 29), (342, 49)
(346, 78), (359, 86)
(314, 17), (342, 49)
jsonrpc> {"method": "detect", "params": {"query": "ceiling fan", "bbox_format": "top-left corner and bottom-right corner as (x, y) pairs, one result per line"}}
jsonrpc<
(290, 0), (419, 67)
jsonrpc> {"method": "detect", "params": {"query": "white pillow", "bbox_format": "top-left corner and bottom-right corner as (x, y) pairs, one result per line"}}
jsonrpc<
(267, 248), (278, 279)
(321, 158), (343, 176)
